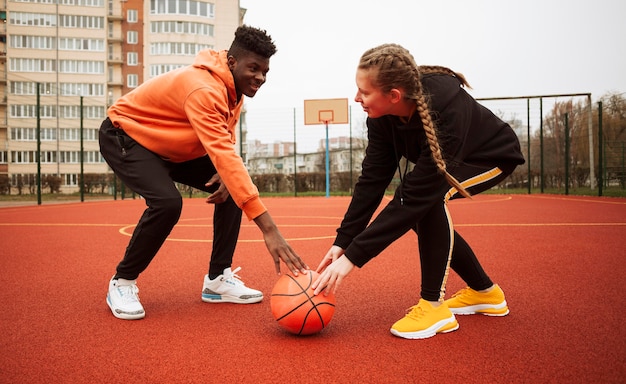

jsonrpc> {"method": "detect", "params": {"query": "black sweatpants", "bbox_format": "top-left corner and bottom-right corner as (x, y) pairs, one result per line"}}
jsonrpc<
(99, 118), (242, 280)
(417, 164), (516, 301)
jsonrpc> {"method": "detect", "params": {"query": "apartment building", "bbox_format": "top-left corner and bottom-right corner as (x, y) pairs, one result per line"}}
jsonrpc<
(0, 0), (244, 193)
(247, 136), (367, 176)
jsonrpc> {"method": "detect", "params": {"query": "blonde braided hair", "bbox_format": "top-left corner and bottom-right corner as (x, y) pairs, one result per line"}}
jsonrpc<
(358, 44), (471, 199)
(418, 65), (472, 89)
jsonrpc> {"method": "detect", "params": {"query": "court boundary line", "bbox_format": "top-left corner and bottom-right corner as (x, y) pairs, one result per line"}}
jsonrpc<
(3, 221), (622, 244)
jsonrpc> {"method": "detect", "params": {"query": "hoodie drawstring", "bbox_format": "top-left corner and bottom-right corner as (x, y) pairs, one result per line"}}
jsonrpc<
(391, 128), (409, 206)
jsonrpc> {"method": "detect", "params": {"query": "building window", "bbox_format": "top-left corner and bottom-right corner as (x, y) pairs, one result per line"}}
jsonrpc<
(127, 74), (138, 88)
(59, 105), (105, 119)
(59, 83), (105, 96)
(10, 35), (56, 49)
(127, 9), (138, 22)
(58, 151), (104, 163)
(150, 42), (210, 55)
(41, 151), (57, 163)
(57, 0), (104, 6)
(9, 12), (57, 27)
(150, 0), (214, 18)
(10, 81), (57, 95)
(59, 128), (98, 141)
(11, 151), (35, 163)
(64, 174), (78, 186)
(127, 52), (138, 66)
(150, 20), (213, 36)
(11, 127), (57, 141)
(10, 105), (57, 118)
(59, 38), (105, 51)
(59, 14), (105, 29)
(150, 64), (185, 77)
(10, 58), (57, 73)
(59, 60), (105, 74)
(127, 30), (138, 44)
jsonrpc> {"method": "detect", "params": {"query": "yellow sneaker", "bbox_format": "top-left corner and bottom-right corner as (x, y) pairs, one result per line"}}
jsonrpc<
(390, 299), (459, 339)
(444, 284), (509, 316)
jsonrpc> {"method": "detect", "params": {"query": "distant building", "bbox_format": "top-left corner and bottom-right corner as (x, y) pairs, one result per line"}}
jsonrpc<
(248, 139), (295, 159)
(318, 135), (357, 151)
(247, 136), (366, 175)
(0, 0), (244, 193)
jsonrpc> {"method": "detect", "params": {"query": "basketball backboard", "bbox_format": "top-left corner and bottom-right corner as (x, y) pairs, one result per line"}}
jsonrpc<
(303, 98), (349, 125)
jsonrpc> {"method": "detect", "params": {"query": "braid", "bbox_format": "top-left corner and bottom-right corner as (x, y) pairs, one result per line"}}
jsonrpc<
(359, 44), (471, 199)
(418, 65), (472, 89)
(413, 72), (472, 199)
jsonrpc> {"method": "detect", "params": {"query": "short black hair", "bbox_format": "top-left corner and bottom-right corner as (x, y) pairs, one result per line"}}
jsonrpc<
(228, 25), (277, 59)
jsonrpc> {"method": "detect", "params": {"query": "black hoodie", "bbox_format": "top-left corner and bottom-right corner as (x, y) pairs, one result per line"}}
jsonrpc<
(334, 73), (525, 267)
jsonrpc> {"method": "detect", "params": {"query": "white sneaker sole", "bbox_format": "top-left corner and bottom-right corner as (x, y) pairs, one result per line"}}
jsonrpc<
(106, 295), (145, 320)
(449, 301), (509, 316)
(201, 293), (263, 304)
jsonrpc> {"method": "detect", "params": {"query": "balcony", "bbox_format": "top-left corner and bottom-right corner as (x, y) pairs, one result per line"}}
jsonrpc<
(107, 80), (124, 87)
(107, 56), (124, 65)
(107, 13), (123, 21)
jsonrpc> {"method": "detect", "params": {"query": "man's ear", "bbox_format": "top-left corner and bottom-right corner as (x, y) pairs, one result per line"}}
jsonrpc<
(227, 55), (237, 71)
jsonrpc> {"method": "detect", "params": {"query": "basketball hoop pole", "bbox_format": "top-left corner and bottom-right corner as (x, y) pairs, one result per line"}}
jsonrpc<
(303, 98), (349, 199)
(324, 120), (330, 198)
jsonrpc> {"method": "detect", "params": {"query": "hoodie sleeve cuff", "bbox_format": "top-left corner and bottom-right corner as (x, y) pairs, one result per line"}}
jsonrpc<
(241, 196), (267, 221)
(333, 232), (353, 250)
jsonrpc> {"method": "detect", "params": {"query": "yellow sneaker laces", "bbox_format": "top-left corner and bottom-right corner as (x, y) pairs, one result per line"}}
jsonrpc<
(405, 304), (426, 320)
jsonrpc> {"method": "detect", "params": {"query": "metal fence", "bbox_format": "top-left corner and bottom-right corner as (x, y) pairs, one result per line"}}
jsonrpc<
(3, 93), (625, 204)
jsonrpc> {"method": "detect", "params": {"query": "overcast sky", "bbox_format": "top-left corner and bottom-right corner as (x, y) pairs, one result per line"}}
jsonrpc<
(238, 0), (625, 147)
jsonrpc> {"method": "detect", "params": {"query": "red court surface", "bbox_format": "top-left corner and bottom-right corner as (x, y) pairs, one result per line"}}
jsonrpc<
(1, 194), (625, 383)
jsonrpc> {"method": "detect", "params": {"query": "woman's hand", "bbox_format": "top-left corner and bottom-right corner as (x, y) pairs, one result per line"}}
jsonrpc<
(315, 245), (345, 273)
(312, 251), (354, 296)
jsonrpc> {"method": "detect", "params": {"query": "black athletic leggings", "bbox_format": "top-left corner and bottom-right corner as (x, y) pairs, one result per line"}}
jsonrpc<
(417, 164), (516, 301)
(99, 118), (242, 280)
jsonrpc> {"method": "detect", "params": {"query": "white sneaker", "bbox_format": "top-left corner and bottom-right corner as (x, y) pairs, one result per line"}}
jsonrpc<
(201, 267), (263, 304)
(107, 277), (145, 320)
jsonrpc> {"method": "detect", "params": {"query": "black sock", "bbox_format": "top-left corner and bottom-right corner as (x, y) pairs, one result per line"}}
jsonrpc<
(208, 266), (228, 280)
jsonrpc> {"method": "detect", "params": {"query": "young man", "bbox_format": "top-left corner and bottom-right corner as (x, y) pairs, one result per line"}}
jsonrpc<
(99, 25), (308, 320)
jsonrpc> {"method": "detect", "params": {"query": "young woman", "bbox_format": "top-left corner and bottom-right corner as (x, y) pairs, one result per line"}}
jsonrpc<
(312, 44), (525, 339)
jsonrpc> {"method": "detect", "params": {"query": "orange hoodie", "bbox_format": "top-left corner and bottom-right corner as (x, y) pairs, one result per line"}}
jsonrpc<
(107, 50), (266, 220)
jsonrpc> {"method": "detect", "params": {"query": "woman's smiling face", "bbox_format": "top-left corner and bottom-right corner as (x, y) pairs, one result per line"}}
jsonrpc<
(354, 68), (395, 119)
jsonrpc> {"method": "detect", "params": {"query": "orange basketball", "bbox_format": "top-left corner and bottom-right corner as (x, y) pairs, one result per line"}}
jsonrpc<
(270, 271), (336, 335)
